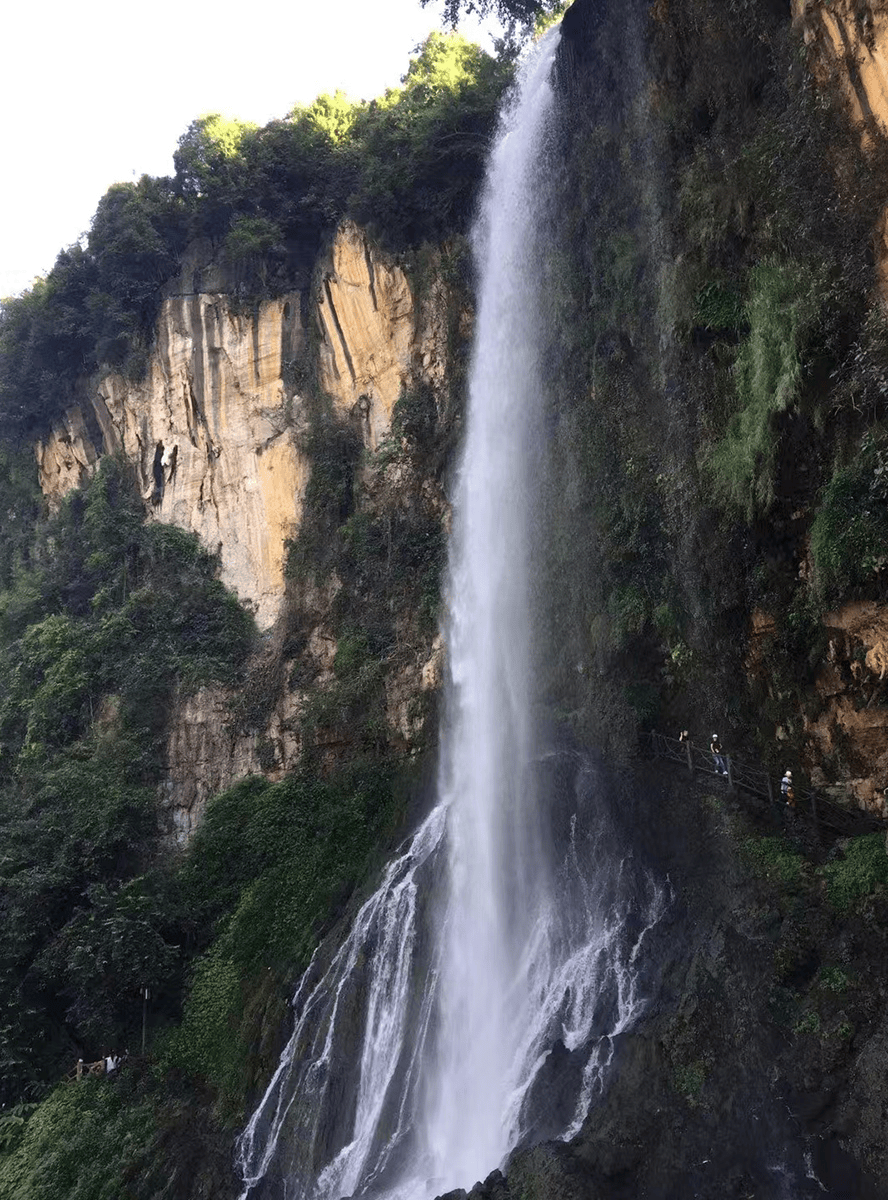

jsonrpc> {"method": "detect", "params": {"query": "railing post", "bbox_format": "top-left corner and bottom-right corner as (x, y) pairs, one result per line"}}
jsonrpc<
(726, 755), (734, 790)
(767, 774), (774, 806)
(686, 738), (693, 776)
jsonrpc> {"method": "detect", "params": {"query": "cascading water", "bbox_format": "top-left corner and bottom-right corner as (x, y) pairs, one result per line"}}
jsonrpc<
(236, 29), (665, 1200)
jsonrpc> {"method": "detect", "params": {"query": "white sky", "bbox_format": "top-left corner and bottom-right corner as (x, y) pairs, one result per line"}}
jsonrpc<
(0, 0), (502, 299)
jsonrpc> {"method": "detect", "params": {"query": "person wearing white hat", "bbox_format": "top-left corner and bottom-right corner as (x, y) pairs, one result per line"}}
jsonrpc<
(710, 733), (727, 776)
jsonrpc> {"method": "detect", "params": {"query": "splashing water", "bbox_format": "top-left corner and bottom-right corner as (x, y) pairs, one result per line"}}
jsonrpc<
(236, 30), (666, 1200)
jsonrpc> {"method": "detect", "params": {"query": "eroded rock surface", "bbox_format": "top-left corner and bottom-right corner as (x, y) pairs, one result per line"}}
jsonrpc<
(793, 0), (888, 296)
(38, 292), (308, 631)
(804, 602), (888, 814)
(317, 220), (449, 449)
(794, 0), (888, 140)
(34, 223), (456, 844)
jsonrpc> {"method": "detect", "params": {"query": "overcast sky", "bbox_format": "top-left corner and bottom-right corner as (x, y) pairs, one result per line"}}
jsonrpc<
(1, 0), (501, 299)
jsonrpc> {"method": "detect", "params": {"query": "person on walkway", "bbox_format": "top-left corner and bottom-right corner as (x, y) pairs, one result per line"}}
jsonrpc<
(781, 769), (795, 808)
(710, 733), (727, 776)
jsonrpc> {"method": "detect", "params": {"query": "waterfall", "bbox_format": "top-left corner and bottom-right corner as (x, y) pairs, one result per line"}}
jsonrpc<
(419, 28), (568, 1187)
(236, 29), (665, 1200)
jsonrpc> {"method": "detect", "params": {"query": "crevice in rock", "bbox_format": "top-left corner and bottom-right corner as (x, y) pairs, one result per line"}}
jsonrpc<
(163, 443), (178, 485)
(323, 277), (357, 385)
(364, 243), (379, 313)
(151, 441), (165, 506)
(251, 309), (263, 389)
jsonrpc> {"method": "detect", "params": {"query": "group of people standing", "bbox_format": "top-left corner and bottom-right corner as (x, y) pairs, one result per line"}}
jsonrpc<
(73, 1052), (124, 1080)
(678, 729), (728, 775)
(677, 729), (797, 808)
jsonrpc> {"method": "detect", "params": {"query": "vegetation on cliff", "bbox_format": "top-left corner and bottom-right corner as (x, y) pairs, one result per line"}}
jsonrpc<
(0, 31), (511, 442)
(544, 0), (888, 781)
(0, 1), (887, 1197)
(0, 24), (485, 1198)
(0, 458), (254, 1101)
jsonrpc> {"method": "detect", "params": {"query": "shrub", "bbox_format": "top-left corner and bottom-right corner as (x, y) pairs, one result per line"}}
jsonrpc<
(0, 1081), (157, 1200)
(708, 259), (819, 518)
(818, 834), (888, 912)
(793, 1010), (821, 1036)
(809, 431), (888, 600)
(674, 1060), (706, 1105)
(742, 836), (809, 893)
(694, 281), (744, 333)
(167, 760), (407, 1115)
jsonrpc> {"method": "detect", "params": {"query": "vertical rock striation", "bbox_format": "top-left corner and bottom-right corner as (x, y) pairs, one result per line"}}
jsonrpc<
(34, 222), (455, 842)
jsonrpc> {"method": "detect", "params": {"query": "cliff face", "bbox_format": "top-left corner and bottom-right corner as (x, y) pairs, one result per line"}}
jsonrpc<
(547, 0), (888, 820)
(793, 0), (888, 140)
(37, 291), (307, 632)
(35, 222), (456, 842)
(317, 221), (448, 448)
(36, 222), (446, 632)
(793, 0), (888, 299)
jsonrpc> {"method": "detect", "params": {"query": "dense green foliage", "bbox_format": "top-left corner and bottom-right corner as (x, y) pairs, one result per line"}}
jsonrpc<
(809, 430), (888, 600)
(0, 1079), (156, 1200)
(0, 1068), (236, 1200)
(0, 459), (253, 1101)
(818, 834), (888, 913)
(0, 33), (511, 443)
(708, 259), (819, 518)
(166, 761), (408, 1115)
(742, 835), (809, 894)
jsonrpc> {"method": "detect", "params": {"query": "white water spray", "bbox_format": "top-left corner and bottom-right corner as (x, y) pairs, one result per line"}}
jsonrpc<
(420, 30), (564, 1187)
(236, 31), (665, 1200)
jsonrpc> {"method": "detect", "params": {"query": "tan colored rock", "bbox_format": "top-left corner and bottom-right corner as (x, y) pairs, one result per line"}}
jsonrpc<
(793, 1), (888, 297)
(162, 681), (304, 846)
(793, 0), (888, 138)
(35, 406), (98, 498)
(38, 293), (309, 630)
(421, 633), (445, 692)
(317, 221), (448, 449)
(800, 600), (888, 813)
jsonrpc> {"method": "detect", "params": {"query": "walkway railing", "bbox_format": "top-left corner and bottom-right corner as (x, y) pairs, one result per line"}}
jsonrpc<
(644, 731), (886, 837)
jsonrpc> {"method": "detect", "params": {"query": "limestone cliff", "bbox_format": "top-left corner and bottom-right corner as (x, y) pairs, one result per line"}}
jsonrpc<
(793, 0), (888, 294)
(793, 0), (888, 140)
(36, 222), (449, 633)
(32, 222), (457, 842)
(37, 291), (308, 632)
(317, 221), (448, 448)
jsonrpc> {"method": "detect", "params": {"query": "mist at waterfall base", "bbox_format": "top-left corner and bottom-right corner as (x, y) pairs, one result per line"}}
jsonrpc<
(235, 30), (667, 1200)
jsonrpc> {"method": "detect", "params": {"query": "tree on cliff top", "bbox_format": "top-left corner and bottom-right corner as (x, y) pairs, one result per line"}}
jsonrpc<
(427, 0), (545, 30)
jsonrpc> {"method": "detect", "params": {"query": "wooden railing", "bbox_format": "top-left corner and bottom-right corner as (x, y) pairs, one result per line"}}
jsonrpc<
(644, 731), (886, 836)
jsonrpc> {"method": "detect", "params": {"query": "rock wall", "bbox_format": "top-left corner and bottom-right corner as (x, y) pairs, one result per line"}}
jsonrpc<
(32, 222), (455, 843)
(806, 602), (888, 815)
(36, 222), (449, 631)
(37, 291), (308, 631)
(793, 0), (888, 294)
(793, 0), (888, 140)
(317, 220), (449, 448)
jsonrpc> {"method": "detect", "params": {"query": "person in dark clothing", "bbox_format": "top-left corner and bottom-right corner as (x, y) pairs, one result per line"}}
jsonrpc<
(710, 733), (727, 776)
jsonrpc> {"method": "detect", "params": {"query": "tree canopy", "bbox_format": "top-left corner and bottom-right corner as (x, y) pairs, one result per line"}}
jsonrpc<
(426, 0), (546, 30)
(0, 31), (513, 444)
